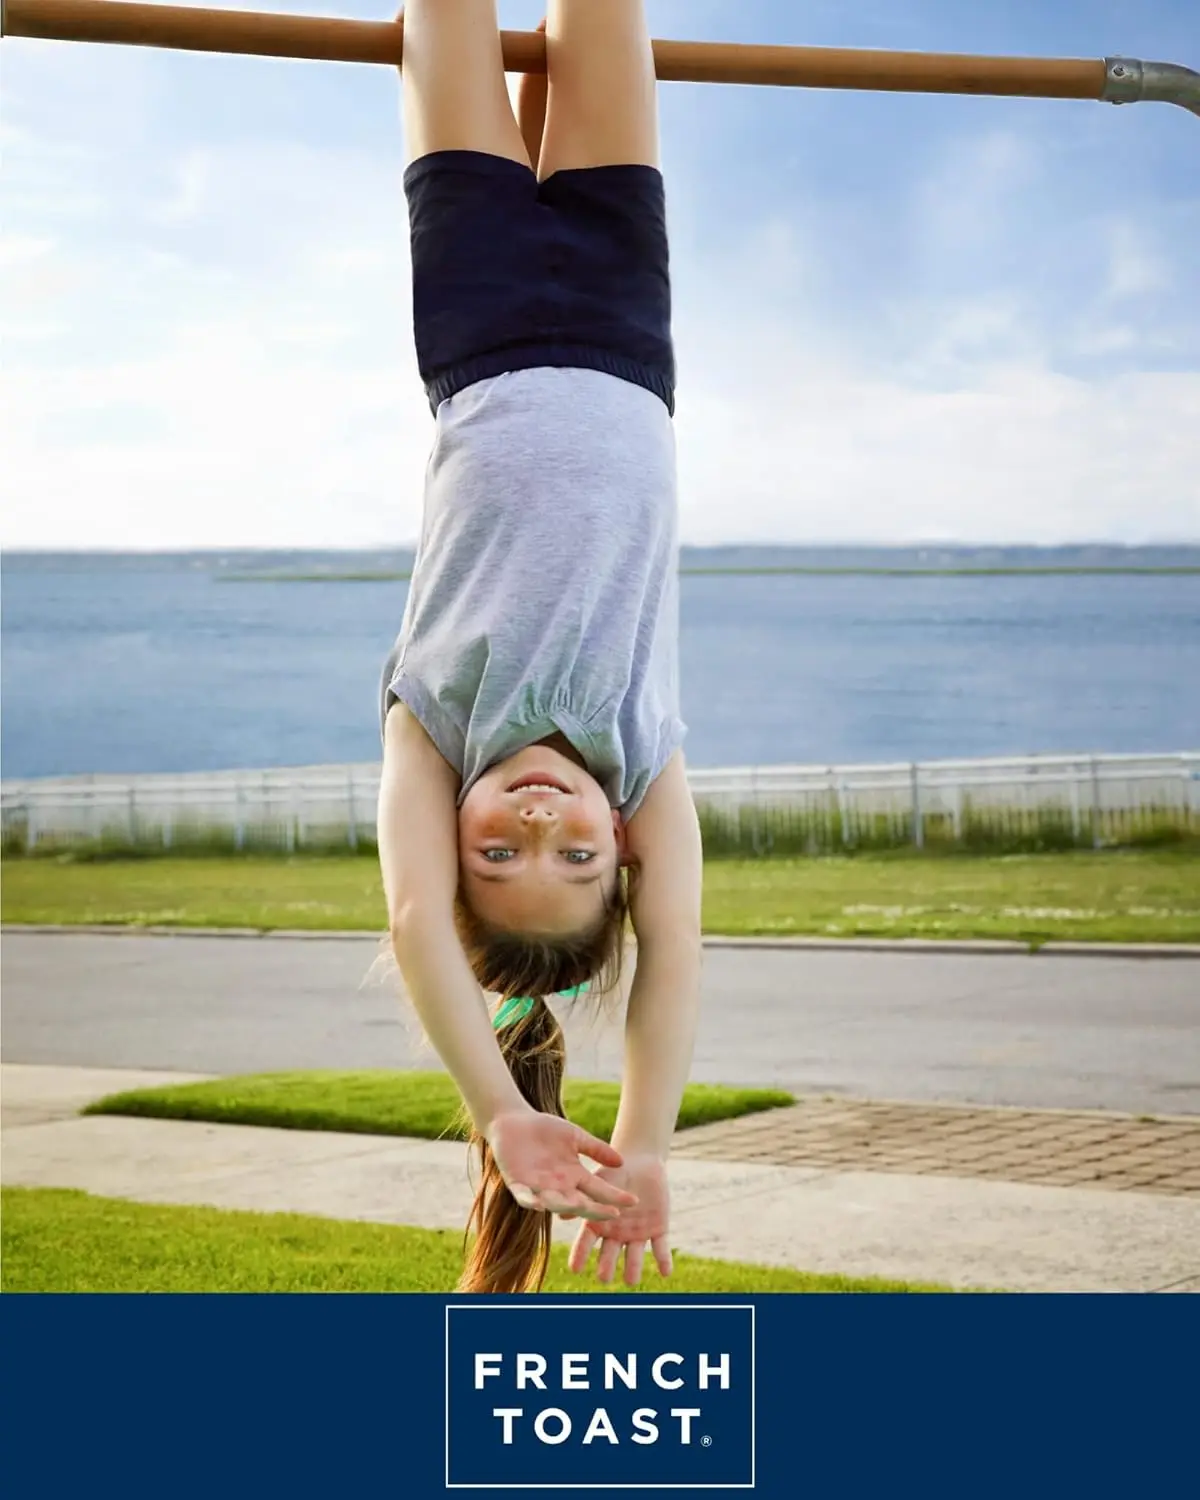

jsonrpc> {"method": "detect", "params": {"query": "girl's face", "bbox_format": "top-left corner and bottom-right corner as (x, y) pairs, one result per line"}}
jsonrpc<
(458, 745), (626, 936)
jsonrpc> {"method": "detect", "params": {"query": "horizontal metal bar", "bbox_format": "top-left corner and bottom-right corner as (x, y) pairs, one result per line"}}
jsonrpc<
(0, 0), (1120, 100)
(5, 2), (1195, 122)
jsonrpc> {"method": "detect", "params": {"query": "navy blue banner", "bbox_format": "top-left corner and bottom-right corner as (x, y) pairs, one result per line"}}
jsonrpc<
(1, 1295), (1193, 1498)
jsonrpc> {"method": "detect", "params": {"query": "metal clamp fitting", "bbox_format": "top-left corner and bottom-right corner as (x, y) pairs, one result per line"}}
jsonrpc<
(1103, 57), (1200, 116)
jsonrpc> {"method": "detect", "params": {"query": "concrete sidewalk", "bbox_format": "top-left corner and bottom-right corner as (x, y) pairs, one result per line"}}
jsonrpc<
(3, 1064), (1198, 1294)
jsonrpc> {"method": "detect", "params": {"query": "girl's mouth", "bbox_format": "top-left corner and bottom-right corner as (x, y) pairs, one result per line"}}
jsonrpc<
(506, 774), (572, 794)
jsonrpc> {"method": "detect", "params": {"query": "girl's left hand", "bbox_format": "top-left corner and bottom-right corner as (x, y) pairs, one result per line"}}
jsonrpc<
(487, 1107), (639, 1220)
(567, 1154), (673, 1286)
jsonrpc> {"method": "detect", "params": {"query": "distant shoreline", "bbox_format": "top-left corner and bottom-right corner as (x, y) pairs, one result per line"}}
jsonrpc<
(215, 566), (1200, 583)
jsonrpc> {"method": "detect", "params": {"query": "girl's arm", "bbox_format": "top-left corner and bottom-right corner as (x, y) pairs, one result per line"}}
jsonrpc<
(379, 704), (529, 1131)
(610, 751), (704, 1159)
(379, 704), (633, 1217)
(567, 752), (700, 1280)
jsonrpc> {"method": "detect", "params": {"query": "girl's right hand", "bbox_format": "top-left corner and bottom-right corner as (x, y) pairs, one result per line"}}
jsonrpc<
(485, 1107), (640, 1220)
(566, 1153), (672, 1286)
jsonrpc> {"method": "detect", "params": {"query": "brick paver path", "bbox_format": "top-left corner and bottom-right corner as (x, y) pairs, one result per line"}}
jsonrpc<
(673, 1100), (1200, 1196)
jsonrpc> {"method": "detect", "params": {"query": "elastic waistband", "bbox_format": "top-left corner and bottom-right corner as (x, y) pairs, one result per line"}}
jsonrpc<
(427, 345), (675, 418)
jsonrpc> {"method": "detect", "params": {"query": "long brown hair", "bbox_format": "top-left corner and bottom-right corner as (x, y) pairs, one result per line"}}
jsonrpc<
(454, 872), (631, 1294)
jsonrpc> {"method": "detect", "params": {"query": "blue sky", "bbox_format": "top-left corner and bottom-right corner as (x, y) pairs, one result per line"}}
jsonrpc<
(2, 0), (1197, 547)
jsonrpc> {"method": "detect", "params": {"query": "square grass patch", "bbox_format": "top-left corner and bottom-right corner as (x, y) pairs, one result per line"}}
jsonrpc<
(83, 1070), (795, 1142)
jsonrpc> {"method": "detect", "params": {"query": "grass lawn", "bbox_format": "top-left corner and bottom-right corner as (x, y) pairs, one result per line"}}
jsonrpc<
(3, 848), (1199, 943)
(1, 1188), (946, 1293)
(84, 1070), (794, 1141)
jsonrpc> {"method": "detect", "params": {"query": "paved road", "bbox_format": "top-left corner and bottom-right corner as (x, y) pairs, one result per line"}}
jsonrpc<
(2, 932), (1197, 1115)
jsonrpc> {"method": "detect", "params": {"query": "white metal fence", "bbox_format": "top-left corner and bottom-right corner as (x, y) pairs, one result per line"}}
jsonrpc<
(2, 752), (1197, 855)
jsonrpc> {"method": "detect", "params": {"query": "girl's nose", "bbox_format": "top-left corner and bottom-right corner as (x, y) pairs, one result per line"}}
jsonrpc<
(520, 804), (557, 822)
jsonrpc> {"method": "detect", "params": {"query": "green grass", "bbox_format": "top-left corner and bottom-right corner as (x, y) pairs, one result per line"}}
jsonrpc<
(83, 1070), (794, 1142)
(696, 797), (1197, 858)
(0, 1188), (946, 1293)
(699, 849), (1200, 944)
(4, 848), (1199, 944)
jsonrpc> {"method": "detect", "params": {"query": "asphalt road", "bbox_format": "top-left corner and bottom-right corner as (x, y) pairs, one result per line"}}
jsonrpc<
(3, 931), (1197, 1114)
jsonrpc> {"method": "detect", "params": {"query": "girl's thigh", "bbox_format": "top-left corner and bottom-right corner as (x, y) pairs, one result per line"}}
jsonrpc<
(540, 0), (659, 176)
(401, 0), (529, 168)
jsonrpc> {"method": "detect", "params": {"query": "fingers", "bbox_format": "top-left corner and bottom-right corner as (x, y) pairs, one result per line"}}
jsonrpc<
(569, 1225), (599, 1275)
(579, 1174), (638, 1211)
(570, 1229), (671, 1285)
(509, 1183), (620, 1221)
(508, 1182), (538, 1211)
(574, 1129), (624, 1170)
(546, 1192), (619, 1221)
(595, 1238), (622, 1285)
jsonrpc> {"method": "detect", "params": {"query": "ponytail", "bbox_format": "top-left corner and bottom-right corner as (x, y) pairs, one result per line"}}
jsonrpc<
(458, 997), (565, 1295)
(452, 869), (633, 1294)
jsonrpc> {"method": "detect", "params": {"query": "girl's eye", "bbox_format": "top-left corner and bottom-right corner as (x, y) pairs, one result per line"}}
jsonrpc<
(564, 851), (596, 864)
(483, 849), (515, 862)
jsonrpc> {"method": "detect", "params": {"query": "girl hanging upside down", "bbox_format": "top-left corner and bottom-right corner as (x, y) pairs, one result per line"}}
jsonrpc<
(377, 0), (703, 1294)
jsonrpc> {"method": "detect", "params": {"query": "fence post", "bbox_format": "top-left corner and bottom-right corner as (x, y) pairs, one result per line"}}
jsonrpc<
(127, 786), (137, 847)
(1069, 766), (1082, 843)
(836, 777), (852, 849)
(234, 780), (245, 852)
(26, 800), (38, 853)
(1090, 756), (1102, 849)
(910, 763), (924, 849)
(951, 781), (962, 844)
(347, 769), (359, 852)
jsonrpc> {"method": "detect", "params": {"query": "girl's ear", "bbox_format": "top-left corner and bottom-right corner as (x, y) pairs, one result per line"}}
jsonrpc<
(612, 809), (631, 866)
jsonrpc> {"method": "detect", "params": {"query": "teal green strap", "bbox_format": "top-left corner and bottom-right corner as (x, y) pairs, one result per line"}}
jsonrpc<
(492, 995), (535, 1030)
(492, 985), (586, 1031)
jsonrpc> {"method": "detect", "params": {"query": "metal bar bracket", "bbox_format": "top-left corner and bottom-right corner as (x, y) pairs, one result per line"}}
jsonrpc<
(1103, 57), (1200, 116)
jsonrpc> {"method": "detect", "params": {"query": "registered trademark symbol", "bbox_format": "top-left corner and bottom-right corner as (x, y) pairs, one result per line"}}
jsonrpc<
(701, 1436), (713, 1448)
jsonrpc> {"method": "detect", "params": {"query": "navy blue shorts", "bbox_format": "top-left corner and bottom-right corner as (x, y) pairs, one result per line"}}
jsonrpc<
(405, 150), (675, 416)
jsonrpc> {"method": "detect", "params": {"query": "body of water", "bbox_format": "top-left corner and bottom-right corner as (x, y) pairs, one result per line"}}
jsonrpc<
(2, 550), (1198, 779)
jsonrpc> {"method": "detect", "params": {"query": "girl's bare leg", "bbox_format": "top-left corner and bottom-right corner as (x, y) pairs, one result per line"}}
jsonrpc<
(539, 0), (659, 176)
(401, 1), (530, 168)
(517, 18), (549, 175)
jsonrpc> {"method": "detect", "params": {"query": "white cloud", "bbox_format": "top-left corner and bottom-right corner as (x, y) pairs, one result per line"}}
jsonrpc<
(0, 233), (56, 267)
(910, 127), (1039, 256)
(151, 150), (213, 224)
(674, 352), (1200, 544)
(3, 278), (429, 547)
(1102, 219), (1169, 301)
(2, 59), (1197, 550)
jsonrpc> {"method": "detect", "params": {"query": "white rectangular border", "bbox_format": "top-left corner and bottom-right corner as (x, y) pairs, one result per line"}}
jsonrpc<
(444, 1303), (756, 1490)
